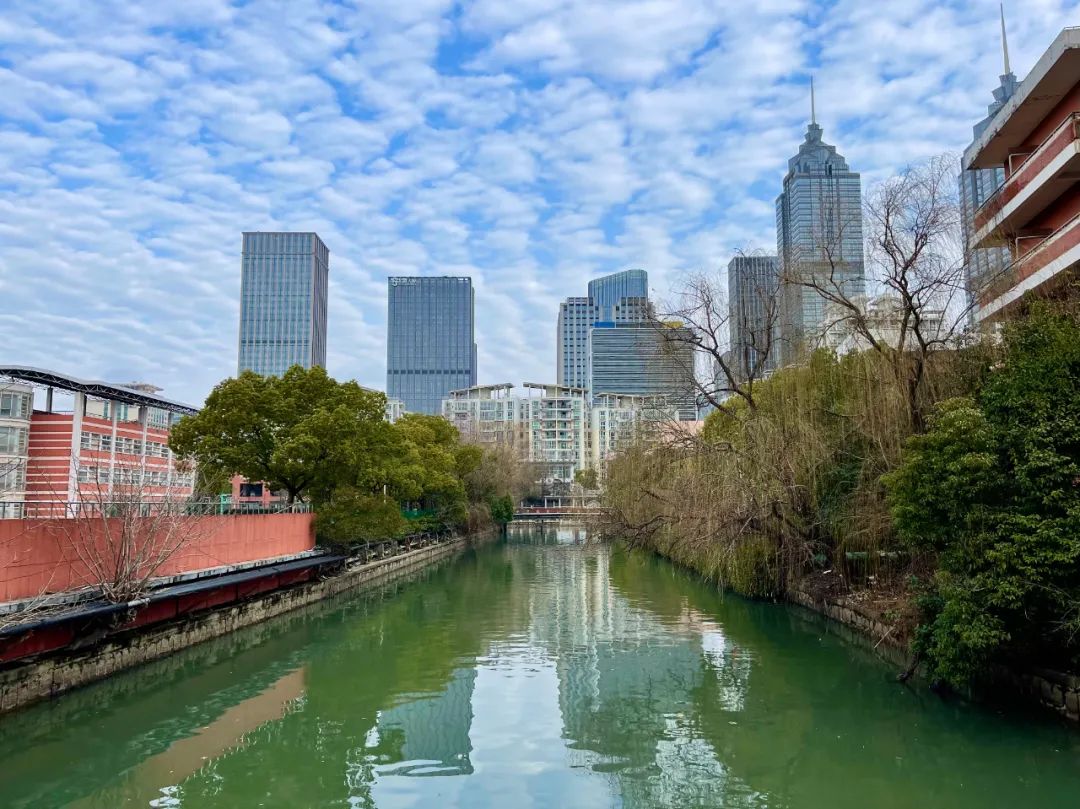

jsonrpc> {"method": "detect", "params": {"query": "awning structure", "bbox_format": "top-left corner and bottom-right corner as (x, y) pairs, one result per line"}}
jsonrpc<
(0, 366), (198, 415)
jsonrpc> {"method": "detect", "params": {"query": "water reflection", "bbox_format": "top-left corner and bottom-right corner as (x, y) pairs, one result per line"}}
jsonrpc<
(0, 527), (1079, 808)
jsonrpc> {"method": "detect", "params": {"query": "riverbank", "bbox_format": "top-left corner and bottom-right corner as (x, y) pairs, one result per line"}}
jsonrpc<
(0, 530), (496, 715)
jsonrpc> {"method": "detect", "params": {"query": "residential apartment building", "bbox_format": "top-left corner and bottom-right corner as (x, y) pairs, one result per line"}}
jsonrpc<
(589, 393), (676, 472)
(238, 232), (329, 377)
(963, 27), (1080, 323)
(557, 297), (595, 388)
(387, 276), (477, 415)
(775, 105), (864, 365)
(815, 294), (946, 356)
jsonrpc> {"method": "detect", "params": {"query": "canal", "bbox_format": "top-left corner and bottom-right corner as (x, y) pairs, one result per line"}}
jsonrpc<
(1, 526), (1079, 808)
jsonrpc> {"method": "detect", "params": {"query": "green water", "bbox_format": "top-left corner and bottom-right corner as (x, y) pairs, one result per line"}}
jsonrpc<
(2, 526), (1079, 809)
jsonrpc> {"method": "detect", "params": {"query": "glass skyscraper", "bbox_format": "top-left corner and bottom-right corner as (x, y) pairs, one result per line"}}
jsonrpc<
(588, 269), (648, 320)
(558, 270), (650, 387)
(588, 323), (697, 420)
(775, 119), (864, 365)
(728, 255), (780, 381)
(386, 276), (477, 414)
(238, 232), (329, 377)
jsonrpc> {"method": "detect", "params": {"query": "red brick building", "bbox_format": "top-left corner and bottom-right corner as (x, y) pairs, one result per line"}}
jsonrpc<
(965, 27), (1080, 322)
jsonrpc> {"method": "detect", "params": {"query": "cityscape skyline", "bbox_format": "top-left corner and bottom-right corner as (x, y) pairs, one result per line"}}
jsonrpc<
(2, 2), (1073, 405)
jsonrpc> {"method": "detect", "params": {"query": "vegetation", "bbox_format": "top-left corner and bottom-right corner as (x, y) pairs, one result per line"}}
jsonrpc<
(171, 367), (532, 548)
(884, 307), (1080, 686)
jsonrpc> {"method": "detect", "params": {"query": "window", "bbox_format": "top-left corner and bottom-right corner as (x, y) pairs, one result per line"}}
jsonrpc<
(0, 426), (27, 455)
(0, 392), (30, 419)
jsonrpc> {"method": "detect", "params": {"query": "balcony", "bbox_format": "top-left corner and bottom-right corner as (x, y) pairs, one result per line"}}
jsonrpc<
(973, 113), (1080, 249)
(977, 210), (1080, 321)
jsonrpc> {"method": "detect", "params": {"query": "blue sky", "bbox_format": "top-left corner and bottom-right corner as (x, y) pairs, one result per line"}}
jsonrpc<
(0, 0), (1076, 405)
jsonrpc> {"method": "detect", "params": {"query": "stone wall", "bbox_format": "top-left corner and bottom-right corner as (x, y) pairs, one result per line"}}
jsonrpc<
(789, 587), (1080, 723)
(0, 533), (493, 715)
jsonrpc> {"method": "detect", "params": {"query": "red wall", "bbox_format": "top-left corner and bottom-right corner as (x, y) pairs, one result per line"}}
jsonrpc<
(0, 512), (315, 603)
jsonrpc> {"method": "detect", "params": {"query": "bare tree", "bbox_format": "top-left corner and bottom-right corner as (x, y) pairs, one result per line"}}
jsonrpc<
(44, 459), (215, 603)
(783, 153), (975, 431)
(653, 249), (783, 416)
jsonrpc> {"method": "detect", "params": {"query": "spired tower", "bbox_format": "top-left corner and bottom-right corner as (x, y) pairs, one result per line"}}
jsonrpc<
(960, 4), (1021, 322)
(774, 80), (865, 365)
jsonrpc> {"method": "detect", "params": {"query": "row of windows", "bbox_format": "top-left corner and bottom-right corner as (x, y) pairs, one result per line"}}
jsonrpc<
(76, 466), (193, 487)
(0, 502), (23, 518)
(0, 392), (31, 420)
(0, 465), (26, 492)
(80, 432), (172, 458)
(0, 426), (28, 455)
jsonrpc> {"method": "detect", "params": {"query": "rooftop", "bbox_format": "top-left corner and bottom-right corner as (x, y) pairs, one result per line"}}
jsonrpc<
(0, 366), (198, 415)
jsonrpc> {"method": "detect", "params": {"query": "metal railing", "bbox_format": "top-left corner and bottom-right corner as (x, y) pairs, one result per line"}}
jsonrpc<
(345, 529), (461, 564)
(16, 498), (313, 519)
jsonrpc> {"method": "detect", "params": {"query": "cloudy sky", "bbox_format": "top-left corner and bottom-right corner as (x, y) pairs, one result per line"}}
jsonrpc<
(0, 0), (1075, 405)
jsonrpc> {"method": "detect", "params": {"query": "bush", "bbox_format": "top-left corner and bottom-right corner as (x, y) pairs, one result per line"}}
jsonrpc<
(885, 307), (1080, 686)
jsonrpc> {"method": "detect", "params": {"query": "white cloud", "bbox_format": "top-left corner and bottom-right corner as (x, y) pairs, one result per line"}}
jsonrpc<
(0, 0), (1078, 405)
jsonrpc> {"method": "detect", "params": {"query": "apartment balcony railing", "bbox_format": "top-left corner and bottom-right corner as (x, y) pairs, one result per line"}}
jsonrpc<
(977, 209), (1080, 320)
(973, 112), (1080, 246)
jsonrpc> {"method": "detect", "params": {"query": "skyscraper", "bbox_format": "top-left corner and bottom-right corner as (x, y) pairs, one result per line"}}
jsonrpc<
(960, 6), (1019, 321)
(588, 269), (648, 320)
(775, 88), (864, 365)
(557, 270), (649, 388)
(728, 255), (780, 381)
(238, 232), (329, 377)
(588, 322), (697, 420)
(557, 297), (595, 388)
(386, 276), (477, 414)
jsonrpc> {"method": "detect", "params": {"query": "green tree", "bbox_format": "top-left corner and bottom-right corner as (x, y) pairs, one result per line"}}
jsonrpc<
(574, 467), (599, 490)
(885, 307), (1080, 686)
(169, 366), (390, 505)
(489, 494), (515, 527)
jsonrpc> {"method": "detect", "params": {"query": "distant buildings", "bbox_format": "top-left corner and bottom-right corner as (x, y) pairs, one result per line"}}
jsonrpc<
(588, 269), (649, 320)
(588, 323), (697, 421)
(962, 26), (1080, 323)
(815, 294), (946, 356)
(727, 255), (780, 381)
(238, 232), (329, 377)
(557, 297), (595, 389)
(386, 276), (477, 415)
(444, 383), (681, 482)
(960, 9), (1020, 321)
(775, 93), (864, 365)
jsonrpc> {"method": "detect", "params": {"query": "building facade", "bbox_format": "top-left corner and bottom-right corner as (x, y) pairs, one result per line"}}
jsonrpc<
(0, 368), (197, 518)
(588, 323), (697, 420)
(557, 297), (596, 388)
(963, 27), (1080, 323)
(588, 269), (649, 320)
(727, 255), (780, 381)
(589, 393), (676, 472)
(775, 115), (864, 365)
(386, 276), (477, 415)
(238, 232), (329, 377)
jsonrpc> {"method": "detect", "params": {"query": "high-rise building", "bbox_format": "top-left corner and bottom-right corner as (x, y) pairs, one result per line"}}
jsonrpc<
(588, 322), (697, 420)
(727, 255), (780, 381)
(775, 89), (864, 365)
(963, 26), (1080, 323)
(557, 297), (595, 388)
(960, 8), (1020, 322)
(588, 269), (648, 320)
(387, 276), (477, 415)
(238, 232), (329, 377)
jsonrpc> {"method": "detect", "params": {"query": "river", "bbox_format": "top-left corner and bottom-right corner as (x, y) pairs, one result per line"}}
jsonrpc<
(1, 525), (1079, 808)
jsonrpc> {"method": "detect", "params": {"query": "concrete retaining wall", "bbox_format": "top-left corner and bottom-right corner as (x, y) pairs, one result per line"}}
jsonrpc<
(0, 533), (492, 715)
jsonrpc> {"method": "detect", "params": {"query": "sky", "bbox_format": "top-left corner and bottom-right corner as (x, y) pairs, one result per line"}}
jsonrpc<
(0, 0), (1076, 406)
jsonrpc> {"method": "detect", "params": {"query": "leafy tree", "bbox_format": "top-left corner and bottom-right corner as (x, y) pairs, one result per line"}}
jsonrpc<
(389, 414), (470, 529)
(885, 307), (1080, 686)
(169, 366), (390, 504)
(316, 488), (406, 546)
(489, 494), (515, 527)
(574, 467), (599, 490)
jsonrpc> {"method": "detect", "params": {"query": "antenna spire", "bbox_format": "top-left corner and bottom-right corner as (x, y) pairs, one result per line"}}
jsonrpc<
(1000, 3), (1011, 75)
(811, 76), (816, 125)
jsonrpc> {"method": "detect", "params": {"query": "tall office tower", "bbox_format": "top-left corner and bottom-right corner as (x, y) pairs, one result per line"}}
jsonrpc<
(557, 297), (596, 388)
(775, 87), (864, 365)
(386, 276), (477, 414)
(588, 322), (697, 420)
(728, 255), (780, 381)
(588, 269), (648, 320)
(961, 7), (1020, 322)
(238, 232), (329, 377)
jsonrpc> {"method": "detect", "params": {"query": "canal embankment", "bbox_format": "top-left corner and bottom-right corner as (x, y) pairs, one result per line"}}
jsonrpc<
(0, 530), (495, 714)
